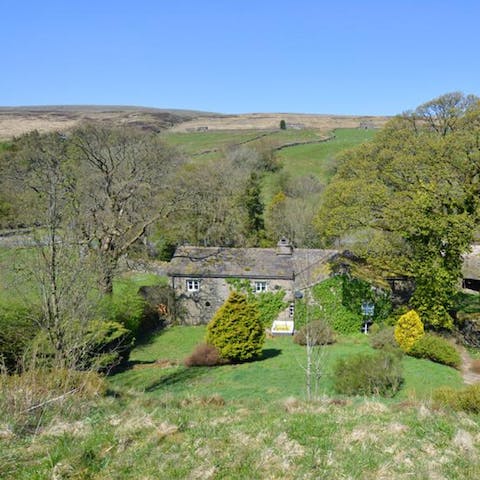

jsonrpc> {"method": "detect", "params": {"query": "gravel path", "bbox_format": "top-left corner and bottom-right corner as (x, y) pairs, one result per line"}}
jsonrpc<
(459, 346), (480, 385)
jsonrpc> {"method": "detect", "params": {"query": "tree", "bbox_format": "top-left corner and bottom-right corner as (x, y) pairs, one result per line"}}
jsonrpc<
(315, 93), (480, 328)
(7, 131), (113, 369)
(280, 119), (287, 130)
(206, 291), (265, 362)
(71, 124), (183, 294)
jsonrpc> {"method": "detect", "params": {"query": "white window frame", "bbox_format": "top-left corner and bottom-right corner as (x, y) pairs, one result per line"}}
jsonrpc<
(186, 279), (200, 292)
(254, 281), (267, 293)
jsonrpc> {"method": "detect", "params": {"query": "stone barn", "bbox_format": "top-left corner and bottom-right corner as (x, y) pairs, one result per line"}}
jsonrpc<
(167, 238), (338, 325)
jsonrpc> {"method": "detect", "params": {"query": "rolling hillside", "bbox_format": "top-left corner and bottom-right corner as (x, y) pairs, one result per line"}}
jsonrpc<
(0, 105), (390, 140)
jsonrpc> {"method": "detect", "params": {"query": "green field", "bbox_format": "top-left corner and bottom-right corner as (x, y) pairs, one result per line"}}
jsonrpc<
(110, 325), (463, 402)
(277, 128), (376, 180)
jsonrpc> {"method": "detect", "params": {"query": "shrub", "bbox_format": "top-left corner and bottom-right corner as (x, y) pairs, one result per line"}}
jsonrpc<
(0, 302), (39, 371)
(333, 350), (403, 397)
(280, 119), (286, 130)
(184, 343), (223, 367)
(394, 310), (424, 352)
(293, 320), (335, 346)
(370, 326), (398, 351)
(433, 384), (480, 413)
(206, 291), (265, 362)
(0, 368), (106, 434)
(408, 333), (461, 368)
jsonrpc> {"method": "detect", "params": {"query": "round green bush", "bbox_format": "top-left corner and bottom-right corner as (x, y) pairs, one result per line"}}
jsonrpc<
(206, 291), (265, 362)
(333, 350), (404, 397)
(408, 333), (461, 368)
(293, 320), (335, 346)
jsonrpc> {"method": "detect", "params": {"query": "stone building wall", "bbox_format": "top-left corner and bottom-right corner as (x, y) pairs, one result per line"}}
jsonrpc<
(171, 276), (293, 325)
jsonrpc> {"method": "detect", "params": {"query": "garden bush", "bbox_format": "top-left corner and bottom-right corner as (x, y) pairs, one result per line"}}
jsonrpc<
(206, 291), (265, 362)
(394, 310), (424, 352)
(333, 350), (403, 397)
(370, 326), (398, 351)
(433, 384), (480, 413)
(293, 320), (335, 346)
(408, 333), (461, 368)
(184, 343), (223, 367)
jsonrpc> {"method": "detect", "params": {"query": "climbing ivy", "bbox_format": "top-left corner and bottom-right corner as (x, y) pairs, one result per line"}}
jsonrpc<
(226, 278), (287, 327)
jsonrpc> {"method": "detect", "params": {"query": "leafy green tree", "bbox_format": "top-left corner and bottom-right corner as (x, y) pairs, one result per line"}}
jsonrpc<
(206, 291), (265, 362)
(280, 119), (287, 130)
(316, 92), (480, 328)
(244, 172), (265, 244)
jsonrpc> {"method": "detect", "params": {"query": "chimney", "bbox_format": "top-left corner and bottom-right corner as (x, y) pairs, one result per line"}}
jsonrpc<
(276, 237), (293, 255)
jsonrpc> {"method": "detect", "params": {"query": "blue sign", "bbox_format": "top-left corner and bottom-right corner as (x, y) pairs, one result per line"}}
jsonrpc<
(361, 301), (375, 316)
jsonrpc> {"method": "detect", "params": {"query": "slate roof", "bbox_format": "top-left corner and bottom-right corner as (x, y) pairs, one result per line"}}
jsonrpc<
(167, 245), (339, 282)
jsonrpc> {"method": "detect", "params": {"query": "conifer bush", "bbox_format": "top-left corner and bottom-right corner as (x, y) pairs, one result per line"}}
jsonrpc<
(394, 310), (424, 352)
(205, 291), (265, 362)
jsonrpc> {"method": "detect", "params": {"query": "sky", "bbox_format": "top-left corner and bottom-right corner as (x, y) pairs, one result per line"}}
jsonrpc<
(2, 0), (479, 115)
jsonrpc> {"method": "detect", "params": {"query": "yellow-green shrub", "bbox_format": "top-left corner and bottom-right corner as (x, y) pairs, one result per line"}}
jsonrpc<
(206, 291), (265, 362)
(394, 310), (424, 352)
(408, 333), (461, 368)
(433, 384), (480, 413)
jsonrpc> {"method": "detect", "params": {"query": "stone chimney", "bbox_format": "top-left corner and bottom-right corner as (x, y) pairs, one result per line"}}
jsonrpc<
(276, 237), (293, 255)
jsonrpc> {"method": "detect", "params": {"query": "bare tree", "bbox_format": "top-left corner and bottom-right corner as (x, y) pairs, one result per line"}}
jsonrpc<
(72, 124), (184, 293)
(11, 132), (102, 368)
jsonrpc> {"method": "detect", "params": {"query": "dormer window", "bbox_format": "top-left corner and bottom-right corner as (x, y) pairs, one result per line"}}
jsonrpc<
(186, 280), (200, 292)
(254, 281), (267, 293)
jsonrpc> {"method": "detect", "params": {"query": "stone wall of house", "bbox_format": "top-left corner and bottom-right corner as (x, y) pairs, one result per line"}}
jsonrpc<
(171, 276), (293, 325)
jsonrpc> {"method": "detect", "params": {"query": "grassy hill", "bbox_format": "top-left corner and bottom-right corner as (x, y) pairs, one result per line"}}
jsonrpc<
(3, 325), (478, 480)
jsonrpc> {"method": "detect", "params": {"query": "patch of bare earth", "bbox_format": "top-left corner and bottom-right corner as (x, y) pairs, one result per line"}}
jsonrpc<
(459, 346), (480, 385)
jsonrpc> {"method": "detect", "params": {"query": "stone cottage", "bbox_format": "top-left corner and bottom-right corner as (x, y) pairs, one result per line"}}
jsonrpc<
(167, 238), (338, 325)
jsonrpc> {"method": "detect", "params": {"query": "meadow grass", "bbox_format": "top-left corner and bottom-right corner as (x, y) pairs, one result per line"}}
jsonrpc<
(163, 130), (269, 158)
(263, 128), (376, 200)
(1, 326), (476, 479)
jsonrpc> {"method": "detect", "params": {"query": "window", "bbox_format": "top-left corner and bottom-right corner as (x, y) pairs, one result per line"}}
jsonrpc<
(186, 280), (200, 292)
(254, 281), (267, 293)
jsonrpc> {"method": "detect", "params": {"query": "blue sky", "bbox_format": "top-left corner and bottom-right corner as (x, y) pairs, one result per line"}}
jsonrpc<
(2, 0), (479, 115)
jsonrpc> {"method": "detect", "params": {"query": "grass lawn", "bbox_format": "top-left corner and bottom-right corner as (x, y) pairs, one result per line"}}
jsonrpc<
(110, 325), (464, 402)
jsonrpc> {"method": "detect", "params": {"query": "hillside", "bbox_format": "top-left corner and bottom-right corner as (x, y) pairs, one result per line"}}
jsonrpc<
(0, 105), (390, 140)
(0, 105), (215, 139)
